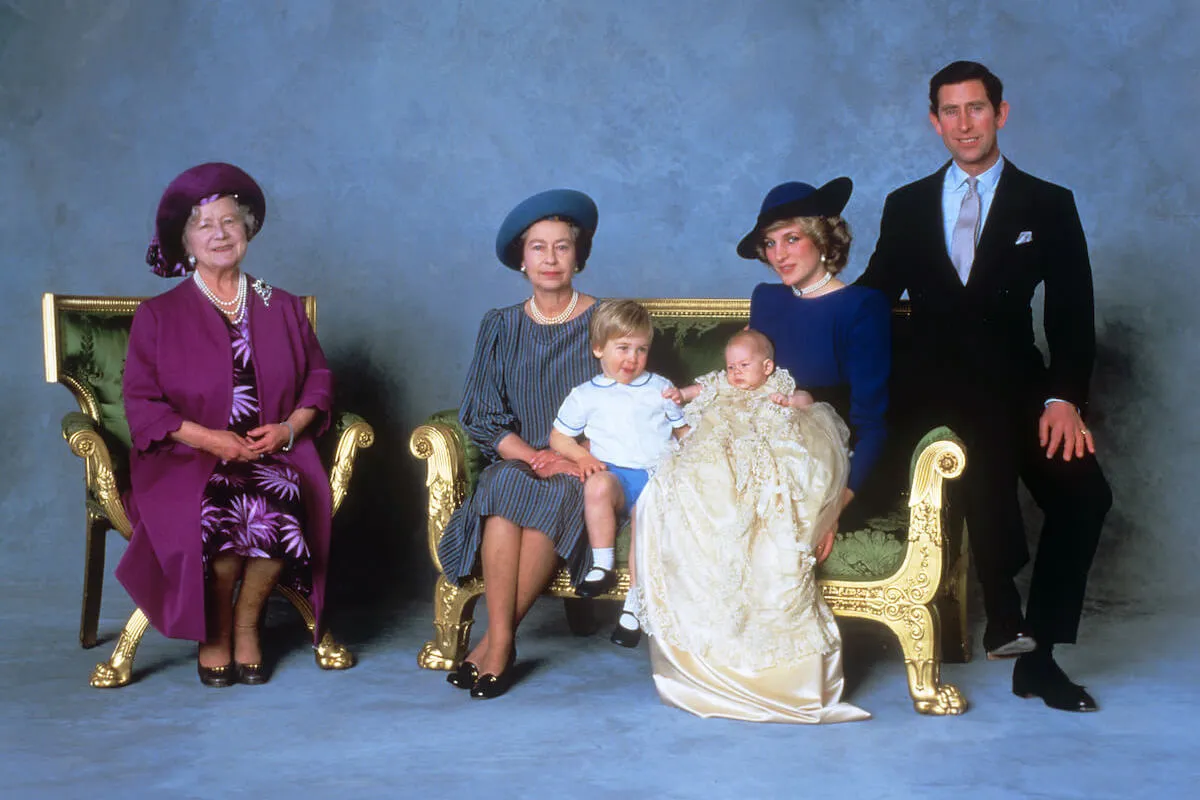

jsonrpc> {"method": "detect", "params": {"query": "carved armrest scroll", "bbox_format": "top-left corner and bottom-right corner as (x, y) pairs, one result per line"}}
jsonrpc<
(409, 423), (468, 575)
(327, 412), (375, 518)
(62, 411), (133, 539)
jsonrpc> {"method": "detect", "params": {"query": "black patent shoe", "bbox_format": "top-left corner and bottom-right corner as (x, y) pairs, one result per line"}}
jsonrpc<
(235, 662), (270, 686)
(610, 612), (642, 649)
(446, 661), (479, 690)
(576, 567), (617, 598)
(1012, 655), (1098, 712)
(197, 661), (236, 688)
(470, 651), (516, 699)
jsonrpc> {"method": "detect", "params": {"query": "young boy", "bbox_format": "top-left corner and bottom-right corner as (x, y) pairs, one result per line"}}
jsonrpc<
(550, 299), (689, 647)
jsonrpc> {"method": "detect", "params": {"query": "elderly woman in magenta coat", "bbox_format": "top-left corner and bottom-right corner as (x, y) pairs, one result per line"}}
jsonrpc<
(115, 162), (333, 687)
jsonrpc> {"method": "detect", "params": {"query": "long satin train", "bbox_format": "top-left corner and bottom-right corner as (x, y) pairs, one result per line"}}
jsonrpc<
(649, 636), (870, 724)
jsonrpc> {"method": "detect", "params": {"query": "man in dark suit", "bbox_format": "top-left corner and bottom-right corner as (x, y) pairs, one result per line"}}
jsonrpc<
(860, 61), (1112, 712)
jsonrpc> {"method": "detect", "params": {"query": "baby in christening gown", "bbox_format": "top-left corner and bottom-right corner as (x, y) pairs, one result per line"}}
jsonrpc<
(635, 330), (870, 723)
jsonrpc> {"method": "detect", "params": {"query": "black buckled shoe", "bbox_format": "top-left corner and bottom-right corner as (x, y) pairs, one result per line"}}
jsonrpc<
(446, 661), (479, 690)
(197, 661), (236, 688)
(576, 567), (617, 598)
(610, 612), (642, 649)
(1012, 655), (1098, 712)
(235, 662), (270, 685)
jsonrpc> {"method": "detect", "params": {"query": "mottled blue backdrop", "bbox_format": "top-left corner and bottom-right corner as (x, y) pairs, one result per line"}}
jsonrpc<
(3, 1), (1196, 619)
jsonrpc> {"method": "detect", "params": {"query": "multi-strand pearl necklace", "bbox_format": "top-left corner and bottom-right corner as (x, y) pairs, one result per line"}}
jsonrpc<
(528, 290), (579, 325)
(193, 270), (247, 324)
(791, 271), (833, 298)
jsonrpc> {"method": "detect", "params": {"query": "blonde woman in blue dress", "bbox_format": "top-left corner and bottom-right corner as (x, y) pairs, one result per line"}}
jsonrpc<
(636, 330), (869, 723)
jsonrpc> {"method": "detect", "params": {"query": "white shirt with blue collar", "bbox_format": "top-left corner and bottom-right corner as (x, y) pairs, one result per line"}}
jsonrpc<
(553, 372), (686, 470)
(941, 156), (1005, 278)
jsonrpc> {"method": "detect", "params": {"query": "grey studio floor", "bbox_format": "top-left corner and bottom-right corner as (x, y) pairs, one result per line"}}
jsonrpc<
(3, 561), (1198, 800)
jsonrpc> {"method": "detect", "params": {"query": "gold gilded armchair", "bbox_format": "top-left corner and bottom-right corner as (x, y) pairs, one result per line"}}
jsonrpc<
(42, 293), (375, 687)
(411, 299), (970, 716)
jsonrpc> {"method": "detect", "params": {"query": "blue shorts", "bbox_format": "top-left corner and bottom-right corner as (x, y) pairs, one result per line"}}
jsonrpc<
(605, 464), (650, 517)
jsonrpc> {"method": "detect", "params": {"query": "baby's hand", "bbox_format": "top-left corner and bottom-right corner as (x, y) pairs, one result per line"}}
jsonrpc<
(662, 385), (684, 405)
(770, 390), (815, 409)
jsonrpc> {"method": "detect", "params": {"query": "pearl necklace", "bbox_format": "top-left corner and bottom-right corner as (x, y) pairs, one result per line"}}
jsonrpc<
(193, 271), (247, 324)
(791, 271), (833, 297)
(529, 290), (579, 325)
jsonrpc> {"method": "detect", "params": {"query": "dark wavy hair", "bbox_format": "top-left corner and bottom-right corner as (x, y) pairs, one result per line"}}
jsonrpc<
(929, 61), (1004, 113)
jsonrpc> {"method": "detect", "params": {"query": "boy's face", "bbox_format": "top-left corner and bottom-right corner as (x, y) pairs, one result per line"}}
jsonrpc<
(594, 333), (651, 384)
(725, 342), (774, 390)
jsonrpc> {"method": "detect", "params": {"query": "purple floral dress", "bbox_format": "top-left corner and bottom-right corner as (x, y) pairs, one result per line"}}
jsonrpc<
(200, 314), (311, 593)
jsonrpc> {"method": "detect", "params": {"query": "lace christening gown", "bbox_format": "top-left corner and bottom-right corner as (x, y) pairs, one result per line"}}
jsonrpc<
(635, 368), (869, 723)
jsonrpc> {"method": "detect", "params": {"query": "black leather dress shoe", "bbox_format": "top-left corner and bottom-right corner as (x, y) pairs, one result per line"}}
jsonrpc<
(197, 661), (235, 688)
(446, 661), (479, 690)
(235, 662), (270, 686)
(576, 568), (617, 598)
(610, 613), (642, 648)
(1012, 655), (1098, 712)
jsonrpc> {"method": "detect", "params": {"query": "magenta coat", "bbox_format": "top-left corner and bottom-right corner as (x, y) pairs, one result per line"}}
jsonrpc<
(116, 278), (333, 642)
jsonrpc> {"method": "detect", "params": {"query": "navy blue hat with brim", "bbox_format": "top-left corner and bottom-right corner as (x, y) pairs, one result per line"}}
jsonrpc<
(495, 189), (599, 270)
(736, 177), (853, 260)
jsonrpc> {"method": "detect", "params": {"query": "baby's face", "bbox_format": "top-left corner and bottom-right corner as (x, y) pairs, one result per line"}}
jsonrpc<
(725, 342), (774, 390)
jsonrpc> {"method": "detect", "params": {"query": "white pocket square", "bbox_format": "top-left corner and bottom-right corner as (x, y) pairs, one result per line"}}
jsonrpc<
(1015, 231), (1033, 245)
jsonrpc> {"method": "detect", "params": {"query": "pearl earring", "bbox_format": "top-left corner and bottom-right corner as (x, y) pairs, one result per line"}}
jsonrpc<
(520, 266), (527, 273)
(187, 254), (197, 268)
(819, 254), (827, 264)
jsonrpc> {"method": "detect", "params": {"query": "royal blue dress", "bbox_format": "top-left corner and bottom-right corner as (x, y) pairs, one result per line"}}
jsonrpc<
(749, 283), (890, 495)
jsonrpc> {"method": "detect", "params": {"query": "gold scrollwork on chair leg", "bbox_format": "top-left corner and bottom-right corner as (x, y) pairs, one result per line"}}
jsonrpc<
(418, 576), (483, 670)
(883, 601), (966, 715)
(275, 585), (356, 671)
(90, 608), (151, 688)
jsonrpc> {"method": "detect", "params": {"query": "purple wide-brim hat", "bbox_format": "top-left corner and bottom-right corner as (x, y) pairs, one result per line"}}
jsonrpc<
(146, 162), (267, 277)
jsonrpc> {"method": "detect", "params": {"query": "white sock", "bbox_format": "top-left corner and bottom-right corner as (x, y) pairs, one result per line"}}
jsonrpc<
(619, 590), (641, 629)
(585, 547), (614, 581)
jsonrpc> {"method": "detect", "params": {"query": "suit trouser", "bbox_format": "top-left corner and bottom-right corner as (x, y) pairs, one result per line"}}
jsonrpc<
(951, 405), (1112, 648)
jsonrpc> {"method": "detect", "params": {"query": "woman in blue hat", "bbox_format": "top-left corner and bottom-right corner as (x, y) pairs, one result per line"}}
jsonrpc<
(437, 189), (600, 698)
(740, 178), (892, 542)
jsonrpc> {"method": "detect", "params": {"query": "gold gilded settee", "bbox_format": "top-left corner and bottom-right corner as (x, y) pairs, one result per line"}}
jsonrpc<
(410, 298), (969, 715)
(42, 293), (374, 687)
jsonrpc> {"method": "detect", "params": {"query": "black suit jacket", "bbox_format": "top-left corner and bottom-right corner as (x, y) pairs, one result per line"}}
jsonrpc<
(860, 159), (1097, 416)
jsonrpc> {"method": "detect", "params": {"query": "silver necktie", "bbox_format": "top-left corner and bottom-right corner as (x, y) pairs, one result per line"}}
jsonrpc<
(950, 176), (980, 284)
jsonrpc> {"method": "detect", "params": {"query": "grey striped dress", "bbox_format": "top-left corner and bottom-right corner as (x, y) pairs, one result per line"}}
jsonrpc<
(438, 302), (598, 586)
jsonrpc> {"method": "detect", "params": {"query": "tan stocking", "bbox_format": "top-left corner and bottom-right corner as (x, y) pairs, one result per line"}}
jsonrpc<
(233, 558), (283, 665)
(199, 554), (243, 667)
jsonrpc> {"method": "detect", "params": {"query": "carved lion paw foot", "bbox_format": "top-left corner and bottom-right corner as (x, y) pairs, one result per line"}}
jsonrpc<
(916, 683), (967, 715)
(315, 636), (356, 670)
